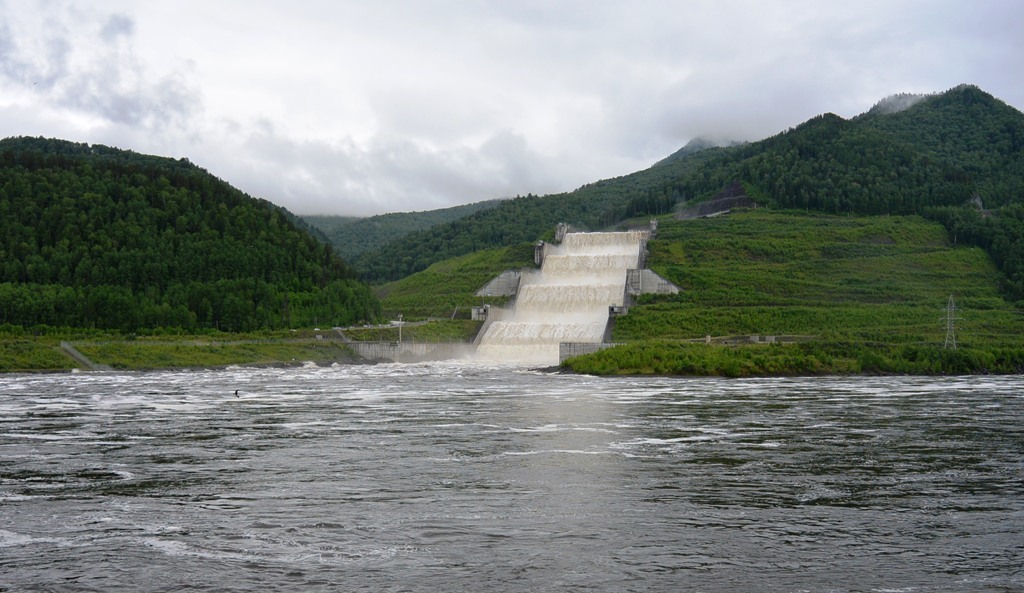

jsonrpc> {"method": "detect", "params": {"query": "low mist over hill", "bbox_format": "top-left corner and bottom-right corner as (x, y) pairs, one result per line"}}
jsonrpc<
(302, 200), (502, 262)
(346, 85), (1024, 299)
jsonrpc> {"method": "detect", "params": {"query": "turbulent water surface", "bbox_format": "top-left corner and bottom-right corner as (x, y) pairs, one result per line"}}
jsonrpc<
(1, 365), (1022, 592)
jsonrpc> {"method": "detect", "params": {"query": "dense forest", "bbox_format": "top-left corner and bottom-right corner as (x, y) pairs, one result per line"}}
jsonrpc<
(349, 85), (1024, 300)
(0, 137), (380, 332)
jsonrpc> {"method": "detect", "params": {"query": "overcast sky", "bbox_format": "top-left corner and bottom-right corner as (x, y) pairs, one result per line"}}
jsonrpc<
(1, 1), (1022, 216)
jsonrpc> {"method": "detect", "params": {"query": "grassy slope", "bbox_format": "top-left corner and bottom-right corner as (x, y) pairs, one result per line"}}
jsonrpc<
(374, 242), (536, 320)
(563, 210), (1024, 375)
(0, 338), (77, 372)
(625, 210), (1014, 343)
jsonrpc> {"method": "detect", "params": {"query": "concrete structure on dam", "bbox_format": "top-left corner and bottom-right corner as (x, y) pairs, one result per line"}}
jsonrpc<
(345, 341), (470, 363)
(344, 222), (679, 365)
(473, 221), (679, 365)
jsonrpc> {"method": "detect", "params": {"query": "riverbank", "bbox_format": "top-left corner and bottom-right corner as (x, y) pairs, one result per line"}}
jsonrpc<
(5, 332), (1024, 377)
(558, 340), (1024, 377)
(0, 332), (365, 373)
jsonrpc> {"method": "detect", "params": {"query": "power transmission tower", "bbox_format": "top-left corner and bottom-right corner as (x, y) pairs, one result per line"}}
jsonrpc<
(943, 295), (962, 350)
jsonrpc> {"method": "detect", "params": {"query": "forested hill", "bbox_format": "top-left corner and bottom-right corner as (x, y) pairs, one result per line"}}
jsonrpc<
(0, 137), (380, 332)
(352, 84), (1024, 297)
(302, 199), (502, 262)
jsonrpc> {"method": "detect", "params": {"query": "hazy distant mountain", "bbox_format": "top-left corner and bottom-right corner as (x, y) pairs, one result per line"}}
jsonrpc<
(298, 215), (363, 238)
(303, 199), (503, 262)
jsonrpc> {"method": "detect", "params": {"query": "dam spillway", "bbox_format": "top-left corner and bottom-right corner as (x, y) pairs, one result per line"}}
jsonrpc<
(475, 230), (647, 365)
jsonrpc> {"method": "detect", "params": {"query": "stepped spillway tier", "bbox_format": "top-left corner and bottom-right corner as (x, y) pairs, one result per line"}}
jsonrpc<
(476, 321), (608, 346)
(539, 254), (639, 280)
(474, 230), (648, 366)
(474, 320), (609, 365)
(514, 284), (626, 315)
(559, 229), (648, 252)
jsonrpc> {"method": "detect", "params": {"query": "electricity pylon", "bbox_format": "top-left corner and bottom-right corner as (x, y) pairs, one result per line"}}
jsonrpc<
(943, 295), (962, 350)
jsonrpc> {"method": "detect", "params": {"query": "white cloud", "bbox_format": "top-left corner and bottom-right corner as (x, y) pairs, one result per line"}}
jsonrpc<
(1, 0), (1022, 216)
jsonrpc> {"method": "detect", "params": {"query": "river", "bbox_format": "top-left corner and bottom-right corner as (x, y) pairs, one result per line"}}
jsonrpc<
(1, 364), (1022, 592)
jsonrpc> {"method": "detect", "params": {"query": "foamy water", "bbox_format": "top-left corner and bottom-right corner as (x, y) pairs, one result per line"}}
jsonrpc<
(476, 231), (646, 365)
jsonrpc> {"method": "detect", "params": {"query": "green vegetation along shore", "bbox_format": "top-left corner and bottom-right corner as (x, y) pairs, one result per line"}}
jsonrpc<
(5, 210), (1023, 376)
(0, 329), (367, 372)
(563, 340), (1024, 377)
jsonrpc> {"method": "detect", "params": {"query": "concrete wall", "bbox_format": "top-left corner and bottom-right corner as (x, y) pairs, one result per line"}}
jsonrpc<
(347, 341), (471, 363)
(475, 270), (522, 297)
(558, 342), (622, 363)
(626, 269), (680, 296)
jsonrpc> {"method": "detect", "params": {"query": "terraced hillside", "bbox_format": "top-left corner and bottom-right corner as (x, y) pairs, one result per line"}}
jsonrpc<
(565, 210), (1024, 375)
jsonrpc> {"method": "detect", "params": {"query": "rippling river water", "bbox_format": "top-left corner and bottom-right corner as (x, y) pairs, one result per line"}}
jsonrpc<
(2, 365), (1022, 592)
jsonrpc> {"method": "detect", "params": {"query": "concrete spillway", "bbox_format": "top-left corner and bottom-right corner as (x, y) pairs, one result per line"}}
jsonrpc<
(474, 230), (647, 365)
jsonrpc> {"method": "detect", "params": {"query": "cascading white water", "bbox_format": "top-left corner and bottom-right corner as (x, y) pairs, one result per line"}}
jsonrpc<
(475, 230), (647, 365)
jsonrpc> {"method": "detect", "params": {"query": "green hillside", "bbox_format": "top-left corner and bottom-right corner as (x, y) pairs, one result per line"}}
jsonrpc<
(629, 84), (1024, 218)
(354, 85), (1024, 298)
(375, 242), (535, 319)
(3, 84), (1021, 374)
(304, 200), (502, 262)
(363, 206), (1024, 374)
(0, 137), (380, 333)
(624, 210), (1017, 343)
(563, 210), (1024, 375)
(858, 85), (1024, 204)
(352, 145), (724, 282)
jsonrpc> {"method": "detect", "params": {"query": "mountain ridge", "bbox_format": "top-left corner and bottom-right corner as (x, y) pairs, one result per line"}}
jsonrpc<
(3, 83), (1022, 331)
(347, 84), (1024, 291)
